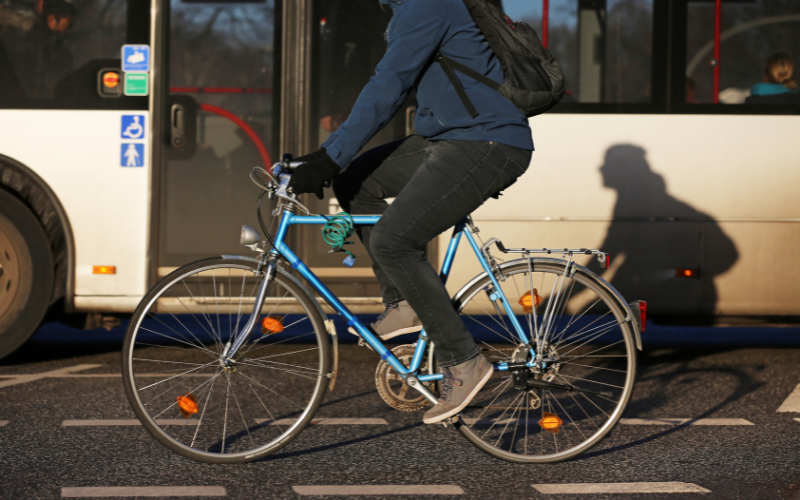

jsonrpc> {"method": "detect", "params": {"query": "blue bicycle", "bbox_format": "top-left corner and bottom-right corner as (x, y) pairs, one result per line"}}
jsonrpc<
(122, 157), (645, 464)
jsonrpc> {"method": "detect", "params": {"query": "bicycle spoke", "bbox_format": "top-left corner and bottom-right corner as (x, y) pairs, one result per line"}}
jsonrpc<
(454, 260), (634, 463)
(123, 261), (328, 461)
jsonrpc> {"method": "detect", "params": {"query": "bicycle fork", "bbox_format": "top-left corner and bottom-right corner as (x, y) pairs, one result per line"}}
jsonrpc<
(221, 255), (278, 365)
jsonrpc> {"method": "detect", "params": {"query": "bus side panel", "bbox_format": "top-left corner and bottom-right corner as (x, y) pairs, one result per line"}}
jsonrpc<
(445, 114), (800, 316)
(0, 110), (150, 307)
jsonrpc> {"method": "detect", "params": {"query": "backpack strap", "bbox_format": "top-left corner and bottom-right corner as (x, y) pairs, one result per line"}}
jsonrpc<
(437, 53), (502, 119)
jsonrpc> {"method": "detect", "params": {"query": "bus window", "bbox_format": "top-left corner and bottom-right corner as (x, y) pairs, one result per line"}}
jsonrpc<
(502, 0), (654, 105)
(0, 0), (148, 110)
(686, 0), (800, 108)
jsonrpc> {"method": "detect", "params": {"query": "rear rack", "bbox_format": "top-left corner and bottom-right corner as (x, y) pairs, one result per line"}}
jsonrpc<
(481, 237), (608, 267)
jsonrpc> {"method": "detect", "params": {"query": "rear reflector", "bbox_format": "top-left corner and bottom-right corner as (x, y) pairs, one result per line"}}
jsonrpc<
(638, 301), (647, 332)
(676, 268), (700, 278)
(92, 266), (116, 275)
(605, 254), (610, 269)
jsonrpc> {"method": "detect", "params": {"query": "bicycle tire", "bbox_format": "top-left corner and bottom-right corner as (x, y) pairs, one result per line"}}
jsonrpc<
(122, 256), (330, 463)
(451, 258), (637, 463)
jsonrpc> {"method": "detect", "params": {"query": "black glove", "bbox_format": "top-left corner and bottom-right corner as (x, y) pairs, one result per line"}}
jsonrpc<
(288, 148), (340, 200)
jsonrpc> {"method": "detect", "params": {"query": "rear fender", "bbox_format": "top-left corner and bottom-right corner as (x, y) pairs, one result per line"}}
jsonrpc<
(452, 257), (643, 351)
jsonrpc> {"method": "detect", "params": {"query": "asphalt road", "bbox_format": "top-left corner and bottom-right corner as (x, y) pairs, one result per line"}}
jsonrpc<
(1, 329), (799, 500)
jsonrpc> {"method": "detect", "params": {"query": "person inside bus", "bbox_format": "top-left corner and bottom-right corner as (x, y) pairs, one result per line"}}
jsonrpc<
(0, 0), (76, 100)
(745, 53), (800, 104)
(288, 0), (533, 424)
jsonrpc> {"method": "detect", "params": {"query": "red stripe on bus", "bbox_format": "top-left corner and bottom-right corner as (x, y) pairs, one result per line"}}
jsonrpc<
(199, 103), (272, 168)
(713, 0), (721, 104)
(542, 0), (549, 48)
(170, 87), (273, 94)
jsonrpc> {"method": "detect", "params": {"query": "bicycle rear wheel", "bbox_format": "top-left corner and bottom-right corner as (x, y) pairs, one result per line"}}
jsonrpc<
(122, 257), (330, 463)
(452, 258), (637, 463)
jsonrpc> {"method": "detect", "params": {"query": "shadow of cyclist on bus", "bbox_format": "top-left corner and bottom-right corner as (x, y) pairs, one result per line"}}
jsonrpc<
(595, 144), (738, 317)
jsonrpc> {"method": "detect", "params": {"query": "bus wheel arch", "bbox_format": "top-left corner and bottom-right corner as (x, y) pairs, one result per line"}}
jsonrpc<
(0, 154), (75, 357)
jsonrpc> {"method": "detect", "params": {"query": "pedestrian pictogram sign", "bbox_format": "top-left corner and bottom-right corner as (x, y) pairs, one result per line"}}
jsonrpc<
(121, 45), (150, 73)
(124, 73), (149, 96)
(121, 115), (145, 140)
(121, 143), (145, 167)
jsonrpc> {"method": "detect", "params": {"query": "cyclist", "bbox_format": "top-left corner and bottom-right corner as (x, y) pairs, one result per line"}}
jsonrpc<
(289, 0), (533, 424)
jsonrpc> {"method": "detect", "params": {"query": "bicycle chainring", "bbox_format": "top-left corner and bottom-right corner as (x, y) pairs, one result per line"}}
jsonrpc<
(375, 344), (437, 412)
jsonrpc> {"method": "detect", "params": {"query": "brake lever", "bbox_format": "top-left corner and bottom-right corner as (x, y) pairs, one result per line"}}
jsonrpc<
(273, 174), (312, 215)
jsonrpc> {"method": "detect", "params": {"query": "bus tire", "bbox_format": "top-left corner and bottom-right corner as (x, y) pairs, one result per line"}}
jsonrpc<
(0, 189), (53, 359)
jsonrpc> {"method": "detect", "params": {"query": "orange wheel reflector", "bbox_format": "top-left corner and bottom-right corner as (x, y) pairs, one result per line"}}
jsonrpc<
(177, 393), (198, 418)
(260, 315), (284, 335)
(519, 289), (542, 313)
(539, 412), (563, 434)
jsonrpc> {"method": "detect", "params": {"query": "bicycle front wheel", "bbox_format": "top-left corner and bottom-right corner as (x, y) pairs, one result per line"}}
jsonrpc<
(122, 257), (330, 463)
(452, 258), (637, 463)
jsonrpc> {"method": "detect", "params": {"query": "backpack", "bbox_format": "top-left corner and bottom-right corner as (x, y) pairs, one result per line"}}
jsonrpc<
(437, 0), (566, 118)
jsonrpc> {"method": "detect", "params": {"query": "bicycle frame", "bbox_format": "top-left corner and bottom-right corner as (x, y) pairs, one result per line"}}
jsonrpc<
(227, 172), (540, 404)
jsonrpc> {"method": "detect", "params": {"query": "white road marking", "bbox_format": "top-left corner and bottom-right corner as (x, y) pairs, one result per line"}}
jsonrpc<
(777, 383), (800, 412)
(532, 482), (711, 494)
(56, 374), (210, 378)
(62, 420), (198, 426)
(0, 365), (102, 389)
(620, 418), (753, 426)
(0, 420), (8, 426)
(61, 486), (226, 497)
(256, 418), (387, 425)
(293, 485), (464, 496)
(462, 418), (518, 425)
(0, 371), (211, 386)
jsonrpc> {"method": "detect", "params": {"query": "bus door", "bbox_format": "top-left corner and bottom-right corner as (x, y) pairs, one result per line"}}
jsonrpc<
(154, 0), (426, 304)
(155, 0), (277, 272)
(295, 0), (421, 302)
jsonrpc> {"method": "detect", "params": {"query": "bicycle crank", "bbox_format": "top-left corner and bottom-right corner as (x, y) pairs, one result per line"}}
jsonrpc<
(374, 344), (438, 411)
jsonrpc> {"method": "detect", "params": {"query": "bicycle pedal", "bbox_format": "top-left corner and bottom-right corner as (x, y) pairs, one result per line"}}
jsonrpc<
(348, 326), (376, 352)
(358, 338), (375, 352)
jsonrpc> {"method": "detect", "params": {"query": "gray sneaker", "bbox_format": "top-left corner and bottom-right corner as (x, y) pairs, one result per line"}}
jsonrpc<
(422, 354), (493, 424)
(348, 300), (422, 341)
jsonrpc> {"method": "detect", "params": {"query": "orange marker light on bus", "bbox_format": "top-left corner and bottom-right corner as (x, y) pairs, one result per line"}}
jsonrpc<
(519, 289), (542, 313)
(676, 268), (700, 278)
(539, 412), (563, 434)
(92, 266), (116, 275)
(177, 393), (198, 418)
(260, 316), (284, 335)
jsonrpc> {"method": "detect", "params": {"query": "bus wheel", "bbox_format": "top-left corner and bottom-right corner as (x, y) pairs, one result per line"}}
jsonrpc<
(0, 189), (53, 360)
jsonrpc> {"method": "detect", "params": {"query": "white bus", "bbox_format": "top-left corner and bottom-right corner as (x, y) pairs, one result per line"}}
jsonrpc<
(0, 0), (798, 359)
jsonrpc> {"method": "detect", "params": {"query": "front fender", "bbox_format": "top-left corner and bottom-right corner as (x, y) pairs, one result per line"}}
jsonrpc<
(221, 254), (327, 321)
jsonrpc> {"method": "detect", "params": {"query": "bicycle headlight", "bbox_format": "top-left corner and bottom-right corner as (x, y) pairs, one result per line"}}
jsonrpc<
(240, 225), (260, 246)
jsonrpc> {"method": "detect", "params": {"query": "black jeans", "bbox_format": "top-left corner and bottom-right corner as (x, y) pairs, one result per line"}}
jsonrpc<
(333, 135), (532, 367)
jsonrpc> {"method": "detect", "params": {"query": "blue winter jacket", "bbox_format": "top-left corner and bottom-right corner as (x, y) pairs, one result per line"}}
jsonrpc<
(321, 0), (534, 168)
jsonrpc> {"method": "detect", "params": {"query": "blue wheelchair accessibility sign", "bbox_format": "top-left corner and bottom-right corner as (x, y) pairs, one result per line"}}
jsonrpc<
(121, 143), (145, 167)
(121, 115), (145, 140)
(122, 45), (150, 73)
